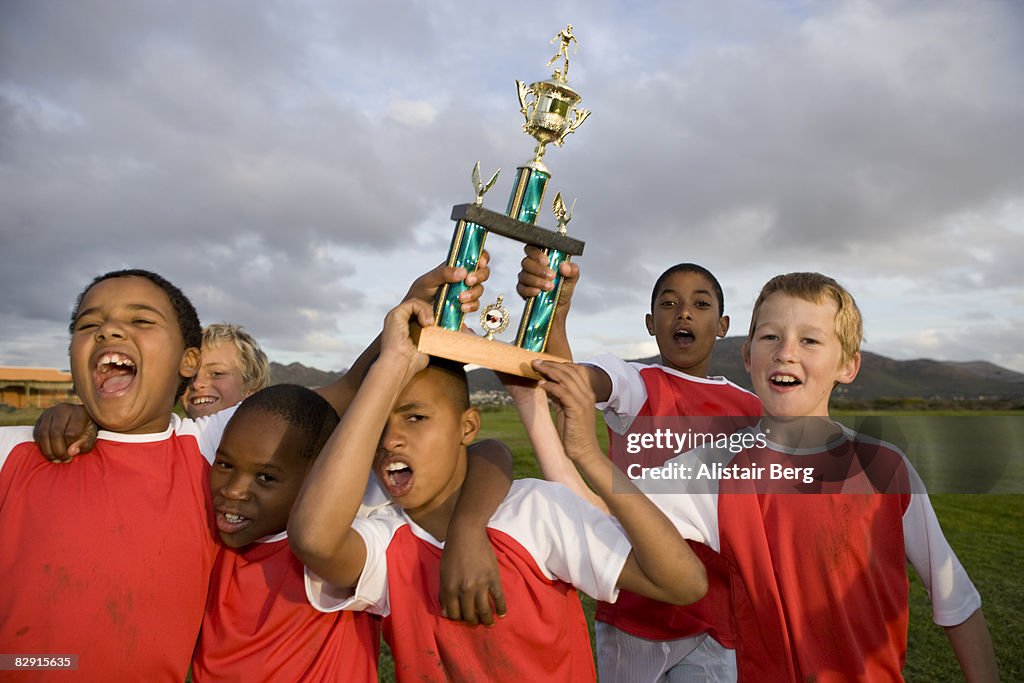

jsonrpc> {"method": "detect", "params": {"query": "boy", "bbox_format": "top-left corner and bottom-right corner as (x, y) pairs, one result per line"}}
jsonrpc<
(707, 272), (998, 681)
(287, 299), (709, 682)
(191, 384), (379, 681)
(0, 269), (226, 680)
(182, 323), (270, 418)
(519, 253), (760, 681)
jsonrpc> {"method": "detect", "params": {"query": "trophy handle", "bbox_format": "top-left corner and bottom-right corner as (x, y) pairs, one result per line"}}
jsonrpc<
(555, 107), (591, 147)
(515, 80), (532, 120)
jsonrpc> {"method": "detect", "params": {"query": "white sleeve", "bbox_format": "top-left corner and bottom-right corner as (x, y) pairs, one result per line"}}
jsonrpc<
(0, 427), (34, 473)
(358, 475), (390, 516)
(304, 510), (404, 616)
(492, 480), (632, 603)
(585, 354), (649, 434)
(632, 447), (724, 549)
(172, 406), (239, 464)
(195, 405), (238, 464)
(645, 492), (721, 551)
(903, 468), (981, 626)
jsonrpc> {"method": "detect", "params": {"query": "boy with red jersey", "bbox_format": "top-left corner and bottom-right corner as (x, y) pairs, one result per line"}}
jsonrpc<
(710, 272), (997, 681)
(519, 255), (760, 681)
(288, 299), (709, 683)
(0, 270), (226, 680)
(191, 384), (380, 682)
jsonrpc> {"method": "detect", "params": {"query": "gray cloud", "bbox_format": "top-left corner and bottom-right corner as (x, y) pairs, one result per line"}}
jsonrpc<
(2, 0), (1022, 372)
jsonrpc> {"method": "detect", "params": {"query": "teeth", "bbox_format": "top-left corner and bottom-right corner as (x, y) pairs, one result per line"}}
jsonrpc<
(386, 462), (410, 472)
(191, 397), (216, 405)
(98, 352), (136, 369)
(773, 375), (799, 384)
(224, 513), (245, 523)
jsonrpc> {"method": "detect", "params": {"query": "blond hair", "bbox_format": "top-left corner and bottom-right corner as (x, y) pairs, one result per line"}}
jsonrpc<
(202, 323), (270, 393)
(747, 273), (863, 364)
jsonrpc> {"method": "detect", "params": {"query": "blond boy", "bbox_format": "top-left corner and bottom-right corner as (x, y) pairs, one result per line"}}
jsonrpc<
(676, 272), (998, 681)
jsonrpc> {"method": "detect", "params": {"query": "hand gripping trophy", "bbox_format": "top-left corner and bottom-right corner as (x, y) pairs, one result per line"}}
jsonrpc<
(417, 25), (590, 378)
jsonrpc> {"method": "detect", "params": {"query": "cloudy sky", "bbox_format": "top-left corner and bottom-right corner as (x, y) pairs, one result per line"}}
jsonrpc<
(3, 0), (1023, 376)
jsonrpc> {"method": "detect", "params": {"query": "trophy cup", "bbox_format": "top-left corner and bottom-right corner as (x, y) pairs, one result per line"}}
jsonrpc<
(414, 24), (590, 378)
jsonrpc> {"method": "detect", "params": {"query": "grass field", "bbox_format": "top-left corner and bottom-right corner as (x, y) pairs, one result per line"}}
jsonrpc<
(6, 405), (1020, 680)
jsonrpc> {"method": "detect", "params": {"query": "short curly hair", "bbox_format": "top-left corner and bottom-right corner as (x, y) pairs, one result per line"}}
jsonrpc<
(70, 269), (202, 400)
(235, 384), (339, 461)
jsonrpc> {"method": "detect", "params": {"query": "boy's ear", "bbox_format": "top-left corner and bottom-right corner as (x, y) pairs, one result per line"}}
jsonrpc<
(836, 351), (861, 385)
(460, 407), (482, 446)
(742, 340), (752, 373)
(717, 315), (730, 338)
(180, 347), (201, 379)
(645, 313), (655, 336)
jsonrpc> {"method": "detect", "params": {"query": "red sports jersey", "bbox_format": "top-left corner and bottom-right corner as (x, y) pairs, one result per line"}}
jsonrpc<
(306, 479), (633, 683)
(720, 433), (950, 682)
(590, 355), (761, 644)
(638, 426), (983, 682)
(192, 535), (379, 683)
(0, 419), (223, 682)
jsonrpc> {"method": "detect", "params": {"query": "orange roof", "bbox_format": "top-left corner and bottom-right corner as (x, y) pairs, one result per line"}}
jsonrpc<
(0, 367), (73, 383)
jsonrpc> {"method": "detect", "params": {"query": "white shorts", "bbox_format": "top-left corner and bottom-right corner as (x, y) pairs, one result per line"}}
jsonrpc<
(595, 622), (737, 683)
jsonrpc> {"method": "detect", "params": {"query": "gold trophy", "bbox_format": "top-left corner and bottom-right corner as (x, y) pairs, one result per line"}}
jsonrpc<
(415, 25), (589, 378)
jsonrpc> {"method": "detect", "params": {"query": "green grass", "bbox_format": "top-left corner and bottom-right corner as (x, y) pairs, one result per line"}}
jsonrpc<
(904, 495), (1023, 680)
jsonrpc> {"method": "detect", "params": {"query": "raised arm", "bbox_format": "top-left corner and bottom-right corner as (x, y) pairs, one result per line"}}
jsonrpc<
(316, 255), (491, 416)
(439, 438), (513, 626)
(289, 299), (434, 588)
(534, 360), (707, 606)
(504, 374), (607, 513)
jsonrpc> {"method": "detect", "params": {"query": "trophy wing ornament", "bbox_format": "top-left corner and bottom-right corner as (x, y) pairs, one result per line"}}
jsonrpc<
(471, 162), (501, 206)
(552, 192), (576, 235)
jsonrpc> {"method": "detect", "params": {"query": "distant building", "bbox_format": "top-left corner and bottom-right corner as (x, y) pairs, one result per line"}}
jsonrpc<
(0, 367), (77, 410)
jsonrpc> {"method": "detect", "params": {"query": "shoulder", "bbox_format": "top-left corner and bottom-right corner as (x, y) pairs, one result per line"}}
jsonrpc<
(500, 478), (588, 513)
(491, 479), (620, 537)
(172, 406), (237, 438)
(173, 406), (239, 464)
(0, 426), (37, 471)
(352, 503), (409, 548)
(840, 425), (916, 477)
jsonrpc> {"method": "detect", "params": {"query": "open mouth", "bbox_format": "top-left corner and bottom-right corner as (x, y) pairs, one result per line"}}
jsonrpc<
(672, 329), (695, 344)
(770, 374), (802, 388)
(93, 352), (138, 396)
(381, 460), (414, 497)
(215, 510), (252, 535)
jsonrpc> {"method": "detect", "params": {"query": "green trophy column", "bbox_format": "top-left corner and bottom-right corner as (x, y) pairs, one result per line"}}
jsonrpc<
(434, 221), (487, 331)
(505, 164), (564, 353)
(505, 165), (549, 225)
(516, 246), (569, 352)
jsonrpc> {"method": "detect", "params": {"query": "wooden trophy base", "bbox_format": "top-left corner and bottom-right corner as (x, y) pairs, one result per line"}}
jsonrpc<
(411, 325), (567, 380)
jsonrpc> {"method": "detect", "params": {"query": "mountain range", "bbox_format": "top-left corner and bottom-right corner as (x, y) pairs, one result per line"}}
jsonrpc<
(270, 337), (1024, 401)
